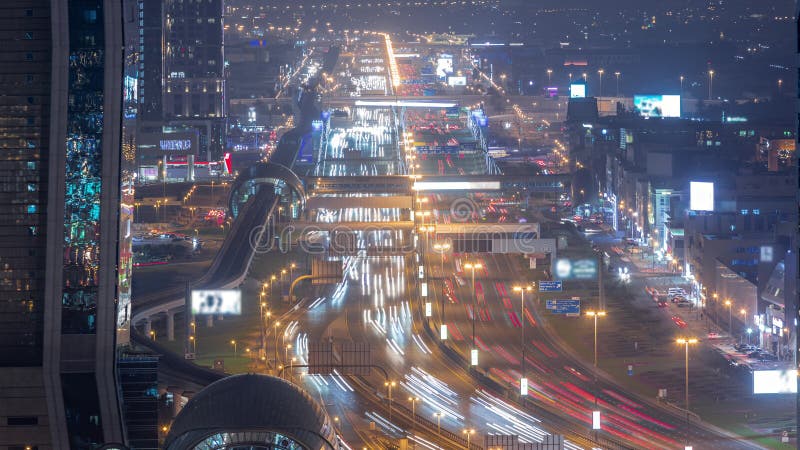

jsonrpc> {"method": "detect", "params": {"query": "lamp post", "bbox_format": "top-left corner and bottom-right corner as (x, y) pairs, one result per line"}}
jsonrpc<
(384, 380), (396, 420)
(464, 262), (483, 366)
(680, 75), (684, 93)
(462, 428), (475, 449)
(724, 299), (732, 336)
(149, 330), (156, 340)
(585, 311), (607, 369)
(433, 412), (443, 434)
(189, 335), (196, 353)
(513, 285), (534, 395)
(273, 321), (281, 371)
(597, 69), (604, 96)
(676, 337), (698, 448)
(285, 344), (292, 375)
(778, 78), (783, 95)
(739, 308), (748, 341)
(433, 242), (450, 277)
(614, 71), (620, 96)
(708, 70), (714, 100)
(408, 396), (420, 424)
(433, 242), (451, 340)
(230, 339), (237, 356)
(546, 68), (552, 84)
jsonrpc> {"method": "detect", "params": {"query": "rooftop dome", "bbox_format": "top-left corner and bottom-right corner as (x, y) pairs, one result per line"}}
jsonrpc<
(164, 374), (335, 450)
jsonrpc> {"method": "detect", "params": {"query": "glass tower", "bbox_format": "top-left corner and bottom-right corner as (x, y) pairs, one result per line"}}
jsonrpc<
(0, 1), (135, 448)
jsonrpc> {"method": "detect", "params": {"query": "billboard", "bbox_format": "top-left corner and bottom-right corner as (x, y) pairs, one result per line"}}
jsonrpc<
(191, 290), (242, 315)
(447, 76), (467, 86)
(633, 95), (681, 118)
(689, 181), (714, 211)
(753, 370), (797, 394)
(436, 55), (453, 79)
(553, 258), (597, 280)
(569, 83), (586, 98)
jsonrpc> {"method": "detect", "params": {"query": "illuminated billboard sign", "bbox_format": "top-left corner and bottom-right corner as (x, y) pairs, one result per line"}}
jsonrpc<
(191, 290), (242, 315)
(753, 370), (797, 394)
(633, 95), (681, 118)
(689, 181), (714, 211)
(447, 76), (467, 86)
(436, 55), (453, 79)
(413, 181), (501, 191)
(554, 258), (597, 280)
(569, 83), (586, 98)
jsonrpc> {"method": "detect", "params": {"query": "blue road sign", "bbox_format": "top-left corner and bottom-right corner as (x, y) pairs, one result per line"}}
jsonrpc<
(545, 299), (580, 315)
(539, 281), (563, 292)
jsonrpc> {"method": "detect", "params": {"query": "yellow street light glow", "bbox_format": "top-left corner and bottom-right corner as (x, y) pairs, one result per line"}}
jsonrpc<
(676, 338), (698, 344)
(585, 310), (607, 317)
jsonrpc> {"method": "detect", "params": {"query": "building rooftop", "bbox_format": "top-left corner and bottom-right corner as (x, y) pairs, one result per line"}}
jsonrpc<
(164, 374), (335, 450)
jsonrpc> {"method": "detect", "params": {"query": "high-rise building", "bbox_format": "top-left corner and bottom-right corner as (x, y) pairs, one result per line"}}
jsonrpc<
(0, 1), (136, 448)
(136, 0), (226, 166)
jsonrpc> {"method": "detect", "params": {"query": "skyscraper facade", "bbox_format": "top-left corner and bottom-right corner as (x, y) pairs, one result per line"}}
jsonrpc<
(0, 1), (136, 448)
(162, 0), (226, 160)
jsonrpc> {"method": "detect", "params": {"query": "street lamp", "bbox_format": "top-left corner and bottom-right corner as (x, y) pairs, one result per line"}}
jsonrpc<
(433, 412), (443, 434)
(408, 396), (420, 424)
(585, 311), (607, 368)
(513, 285), (534, 395)
(230, 339), (237, 356)
(189, 335), (196, 352)
(676, 337), (698, 448)
(284, 344), (292, 374)
(464, 262), (483, 366)
(724, 299), (732, 336)
(149, 330), (156, 340)
(680, 75), (684, 93)
(273, 321), (281, 371)
(614, 71), (620, 96)
(433, 242), (451, 276)
(463, 428), (475, 448)
(708, 70), (714, 100)
(597, 69), (604, 96)
(546, 68), (552, 84)
(384, 380), (396, 420)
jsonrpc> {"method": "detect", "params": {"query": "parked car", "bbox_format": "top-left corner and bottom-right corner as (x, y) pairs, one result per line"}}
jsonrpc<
(734, 343), (755, 352)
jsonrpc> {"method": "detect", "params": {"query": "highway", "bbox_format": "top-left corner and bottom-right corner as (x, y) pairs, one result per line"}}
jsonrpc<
(138, 36), (765, 450)
(270, 38), (761, 448)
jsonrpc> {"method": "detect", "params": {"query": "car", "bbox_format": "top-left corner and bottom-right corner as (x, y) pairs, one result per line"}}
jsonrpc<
(676, 299), (692, 307)
(657, 300), (668, 308)
(671, 295), (686, 303)
(735, 343), (757, 352)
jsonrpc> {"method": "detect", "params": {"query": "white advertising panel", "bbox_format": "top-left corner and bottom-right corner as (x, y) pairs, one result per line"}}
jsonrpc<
(753, 370), (797, 394)
(592, 411), (601, 430)
(569, 83), (586, 98)
(634, 94), (681, 118)
(662, 95), (681, 117)
(413, 181), (501, 191)
(447, 76), (467, 86)
(689, 181), (714, 211)
(191, 290), (242, 315)
(436, 56), (454, 78)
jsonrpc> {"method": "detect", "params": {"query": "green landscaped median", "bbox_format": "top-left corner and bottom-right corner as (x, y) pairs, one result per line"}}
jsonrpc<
(534, 280), (794, 449)
(145, 246), (312, 376)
